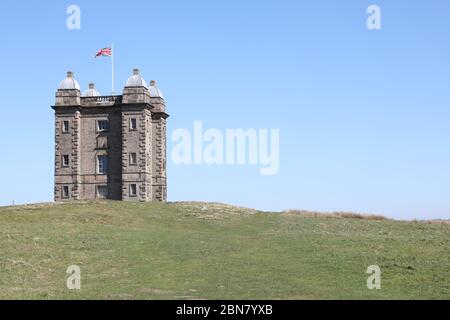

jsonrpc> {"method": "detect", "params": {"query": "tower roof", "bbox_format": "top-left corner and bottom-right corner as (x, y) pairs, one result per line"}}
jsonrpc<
(125, 68), (148, 88)
(82, 83), (101, 97)
(58, 71), (80, 90)
(148, 80), (164, 99)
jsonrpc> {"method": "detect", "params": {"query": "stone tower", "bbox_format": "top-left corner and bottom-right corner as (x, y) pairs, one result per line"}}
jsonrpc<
(52, 69), (169, 202)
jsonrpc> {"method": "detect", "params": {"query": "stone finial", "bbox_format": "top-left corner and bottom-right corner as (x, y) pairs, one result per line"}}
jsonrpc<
(150, 80), (156, 86)
(133, 68), (140, 75)
(67, 71), (74, 78)
(89, 83), (95, 89)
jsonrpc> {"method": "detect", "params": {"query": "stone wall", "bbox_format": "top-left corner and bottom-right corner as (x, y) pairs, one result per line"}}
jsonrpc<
(152, 115), (167, 201)
(79, 108), (122, 200)
(120, 107), (153, 201)
(53, 86), (168, 202)
(54, 89), (81, 201)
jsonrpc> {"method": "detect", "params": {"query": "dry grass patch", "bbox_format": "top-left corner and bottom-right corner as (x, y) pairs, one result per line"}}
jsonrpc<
(282, 209), (387, 221)
(170, 202), (258, 220)
(420, 220), (450, 226)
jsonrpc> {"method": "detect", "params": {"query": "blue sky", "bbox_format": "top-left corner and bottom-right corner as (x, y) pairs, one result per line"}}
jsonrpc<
(0, 0), (449, 220)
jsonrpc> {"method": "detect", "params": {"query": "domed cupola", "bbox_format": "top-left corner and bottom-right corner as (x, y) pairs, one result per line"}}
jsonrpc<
(82, 83), (101, 97)
(148, 80), (164, 99)
(58, 71), (81, 90)
(125, 68), (148, 88)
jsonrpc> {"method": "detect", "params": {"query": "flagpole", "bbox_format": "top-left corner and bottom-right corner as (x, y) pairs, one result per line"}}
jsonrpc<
(111, 43), (114, 95)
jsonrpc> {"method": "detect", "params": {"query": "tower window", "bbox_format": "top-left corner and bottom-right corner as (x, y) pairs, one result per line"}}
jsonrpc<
(62, 186), (69, 198)
(129, 184), (137, 197)
(97, 185), (108, 199)
(62, 155), (70, 167)
(97, 120), (109, 132)
(130, 118), (137, 130)
(129, 152), (137, 165)
(97, 155), (108, 174)
(62, 121), (70, 133)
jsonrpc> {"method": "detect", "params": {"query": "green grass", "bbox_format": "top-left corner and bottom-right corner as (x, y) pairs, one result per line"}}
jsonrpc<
(0, 201), (448, 299)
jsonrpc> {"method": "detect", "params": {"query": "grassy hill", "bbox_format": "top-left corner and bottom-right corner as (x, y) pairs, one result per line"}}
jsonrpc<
(0, 201), (448, 300)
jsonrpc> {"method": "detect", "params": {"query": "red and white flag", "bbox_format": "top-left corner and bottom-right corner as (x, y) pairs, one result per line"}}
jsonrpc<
(94, 44), (115, 94)
(94, 47), (112, 58)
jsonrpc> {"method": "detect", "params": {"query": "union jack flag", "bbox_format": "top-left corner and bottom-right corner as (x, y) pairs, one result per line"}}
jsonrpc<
(94, 47), (112, 58)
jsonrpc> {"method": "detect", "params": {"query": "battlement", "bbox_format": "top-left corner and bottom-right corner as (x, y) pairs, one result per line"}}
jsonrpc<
(80, 95), (123, 107)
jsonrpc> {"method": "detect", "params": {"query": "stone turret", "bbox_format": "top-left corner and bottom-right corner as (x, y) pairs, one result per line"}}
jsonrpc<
(83, 83), (101, 97)
(148, 80), (166, 113)
(122, 68), (151, 104)
(53, 71), (82, 201)
(55, 71), (81, 106)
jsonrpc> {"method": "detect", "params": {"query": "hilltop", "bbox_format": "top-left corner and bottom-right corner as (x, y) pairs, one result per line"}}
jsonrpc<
(0, 201), (448, 299)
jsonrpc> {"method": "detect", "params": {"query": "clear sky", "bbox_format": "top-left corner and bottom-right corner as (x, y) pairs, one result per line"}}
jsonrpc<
(0, 0), (449, 220)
